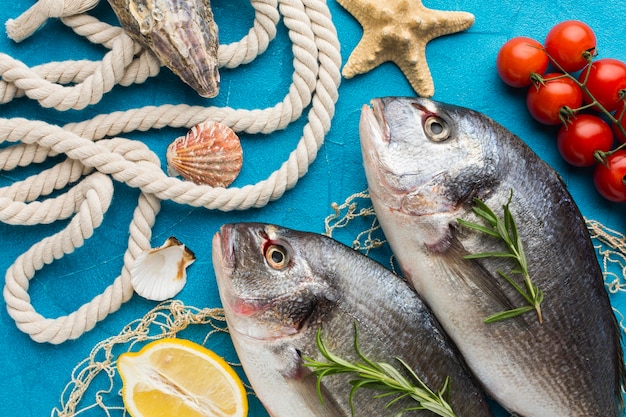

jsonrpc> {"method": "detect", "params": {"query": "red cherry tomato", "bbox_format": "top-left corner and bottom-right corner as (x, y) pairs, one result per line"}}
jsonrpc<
(557, 114), (614, 167)
(526, 73), (583, 125)
(593, 150), (626, 202)
(497, 37), (549, 88)
(544, 20), (596, 72)
(611, 102), (626, 144)
(578, 58), (626, 113)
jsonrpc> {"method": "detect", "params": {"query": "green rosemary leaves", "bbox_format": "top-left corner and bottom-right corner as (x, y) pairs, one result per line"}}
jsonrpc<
(458, 191), (544, 324)
(303, 324), (457, 417)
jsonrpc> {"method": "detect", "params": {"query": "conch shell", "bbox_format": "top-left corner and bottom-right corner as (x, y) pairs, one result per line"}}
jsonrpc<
(107, 0), (220, 98)
(166, 121), (243, 187)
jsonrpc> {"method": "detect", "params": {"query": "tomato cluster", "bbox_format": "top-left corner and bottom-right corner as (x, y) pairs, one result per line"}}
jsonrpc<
(496, 20), (626, 203)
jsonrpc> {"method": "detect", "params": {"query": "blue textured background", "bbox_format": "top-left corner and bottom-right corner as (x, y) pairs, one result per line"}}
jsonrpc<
(1, 1), (625, 416)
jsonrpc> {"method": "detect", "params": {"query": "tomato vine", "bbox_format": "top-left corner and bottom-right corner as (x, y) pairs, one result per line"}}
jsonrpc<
(496, 20), (626, 203)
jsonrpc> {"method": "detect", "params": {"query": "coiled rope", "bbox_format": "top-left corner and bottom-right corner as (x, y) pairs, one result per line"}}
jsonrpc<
(0, 0), (342, 344)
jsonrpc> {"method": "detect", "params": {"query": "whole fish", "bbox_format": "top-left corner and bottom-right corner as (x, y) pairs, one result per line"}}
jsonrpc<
(359, 96), (625, 417)
(108, 0), (220, 98)
(212, 222), (493, 417)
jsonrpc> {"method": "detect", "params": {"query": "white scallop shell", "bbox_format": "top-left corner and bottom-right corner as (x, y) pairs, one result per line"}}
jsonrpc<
(130, 237), (196, 301)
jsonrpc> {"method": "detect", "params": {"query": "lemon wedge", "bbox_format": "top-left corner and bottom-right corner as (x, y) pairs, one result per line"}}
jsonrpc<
(118, 338), (248, 417)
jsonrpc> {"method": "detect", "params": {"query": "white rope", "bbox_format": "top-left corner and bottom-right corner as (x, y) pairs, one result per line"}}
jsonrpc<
(0, 0), (341, 343)
(5, 0), (100, 42)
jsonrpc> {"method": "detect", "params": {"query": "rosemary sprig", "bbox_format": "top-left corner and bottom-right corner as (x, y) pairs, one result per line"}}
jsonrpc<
(457, 191), (544, 324)
(302, 324), (457, 417)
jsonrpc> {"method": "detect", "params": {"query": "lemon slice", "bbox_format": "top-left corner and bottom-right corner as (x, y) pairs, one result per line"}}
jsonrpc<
(118, 338), (248, 417)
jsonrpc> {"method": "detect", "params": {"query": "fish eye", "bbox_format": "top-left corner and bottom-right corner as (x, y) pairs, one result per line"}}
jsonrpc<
(264, 244), (289, 270)
(424, 116), (450, 142)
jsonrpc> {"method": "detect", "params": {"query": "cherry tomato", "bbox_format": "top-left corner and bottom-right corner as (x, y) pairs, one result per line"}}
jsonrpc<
(526, 73), (583, 125)
(497, 37), (549, 88)
(544, 20), (596, 72)
(593, 150), (626, 202)
(611, 102), (626, 143)
(557, 114), (614, 167)
(578, 58), (626, 113)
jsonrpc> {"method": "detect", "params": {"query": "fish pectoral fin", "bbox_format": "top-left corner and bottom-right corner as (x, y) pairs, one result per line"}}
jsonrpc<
(431, 226), (529, 326)
(280, 348), (350, 417)
(281, 349), (347, 416)
(289, 368), (348, 417)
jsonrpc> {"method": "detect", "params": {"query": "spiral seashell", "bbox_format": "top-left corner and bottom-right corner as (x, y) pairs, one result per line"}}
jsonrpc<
(166, 121), (243, 187)
(107, 0), (220, 97)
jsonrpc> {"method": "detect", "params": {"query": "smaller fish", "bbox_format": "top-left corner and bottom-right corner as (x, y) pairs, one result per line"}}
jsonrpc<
(212, 222), (493, 417)
(108, 0), (220, 98)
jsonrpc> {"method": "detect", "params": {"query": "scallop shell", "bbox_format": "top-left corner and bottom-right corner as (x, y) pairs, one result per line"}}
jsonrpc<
(107, 0), (220, 98)
(130, 236), (196, 301)
(166, 121), (243, 187)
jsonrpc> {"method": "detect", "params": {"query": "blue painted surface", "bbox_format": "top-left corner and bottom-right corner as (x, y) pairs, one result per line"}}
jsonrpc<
(1, 1), (625, 416)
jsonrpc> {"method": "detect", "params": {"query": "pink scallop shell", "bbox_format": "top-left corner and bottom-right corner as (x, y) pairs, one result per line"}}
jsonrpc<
(166, 121), (243, 187)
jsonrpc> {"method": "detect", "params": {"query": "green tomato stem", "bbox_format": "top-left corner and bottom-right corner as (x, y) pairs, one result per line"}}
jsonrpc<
(537, 49), (626, 157)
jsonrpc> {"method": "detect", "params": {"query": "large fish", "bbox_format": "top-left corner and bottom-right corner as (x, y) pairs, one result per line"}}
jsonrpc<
(359, 96), (625, 417)
(212, 222), (493, 417)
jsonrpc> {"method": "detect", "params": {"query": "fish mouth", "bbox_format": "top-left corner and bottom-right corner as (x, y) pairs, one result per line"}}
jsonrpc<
(362, 97), (435, 146)
(359, 101), (404, 213)
(359, 101), (391, 189)
(212, 224), (306, 341)
(213, 225), (234, 268)
(359, 97), (460, 217)
(360, 99), (416, 199)
(371, 99), (390, 143)
(360, 100), (390, 146)
(212, 226), (238, 318)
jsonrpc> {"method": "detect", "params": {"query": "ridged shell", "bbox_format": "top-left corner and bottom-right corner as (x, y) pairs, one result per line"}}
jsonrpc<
(130, 236), (196, 301)
(107, 0), (220, 98)
(166, 121), (243, 187)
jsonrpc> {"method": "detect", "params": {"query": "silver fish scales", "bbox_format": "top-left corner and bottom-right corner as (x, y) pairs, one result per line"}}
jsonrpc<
(212, 222), (493, 417)
(107, 0), (220, 97)
(359, 96), (626, 417)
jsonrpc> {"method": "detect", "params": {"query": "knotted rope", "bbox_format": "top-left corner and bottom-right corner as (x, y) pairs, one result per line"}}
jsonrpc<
(0, 0), (342, 343)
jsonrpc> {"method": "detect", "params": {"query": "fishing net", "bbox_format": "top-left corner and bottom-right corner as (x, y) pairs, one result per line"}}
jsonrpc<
(587, 219), (626, 295)
(51, 301), (230, 417)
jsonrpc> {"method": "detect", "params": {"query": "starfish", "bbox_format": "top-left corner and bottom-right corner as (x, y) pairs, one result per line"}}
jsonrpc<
(337, 0), (474, 97)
